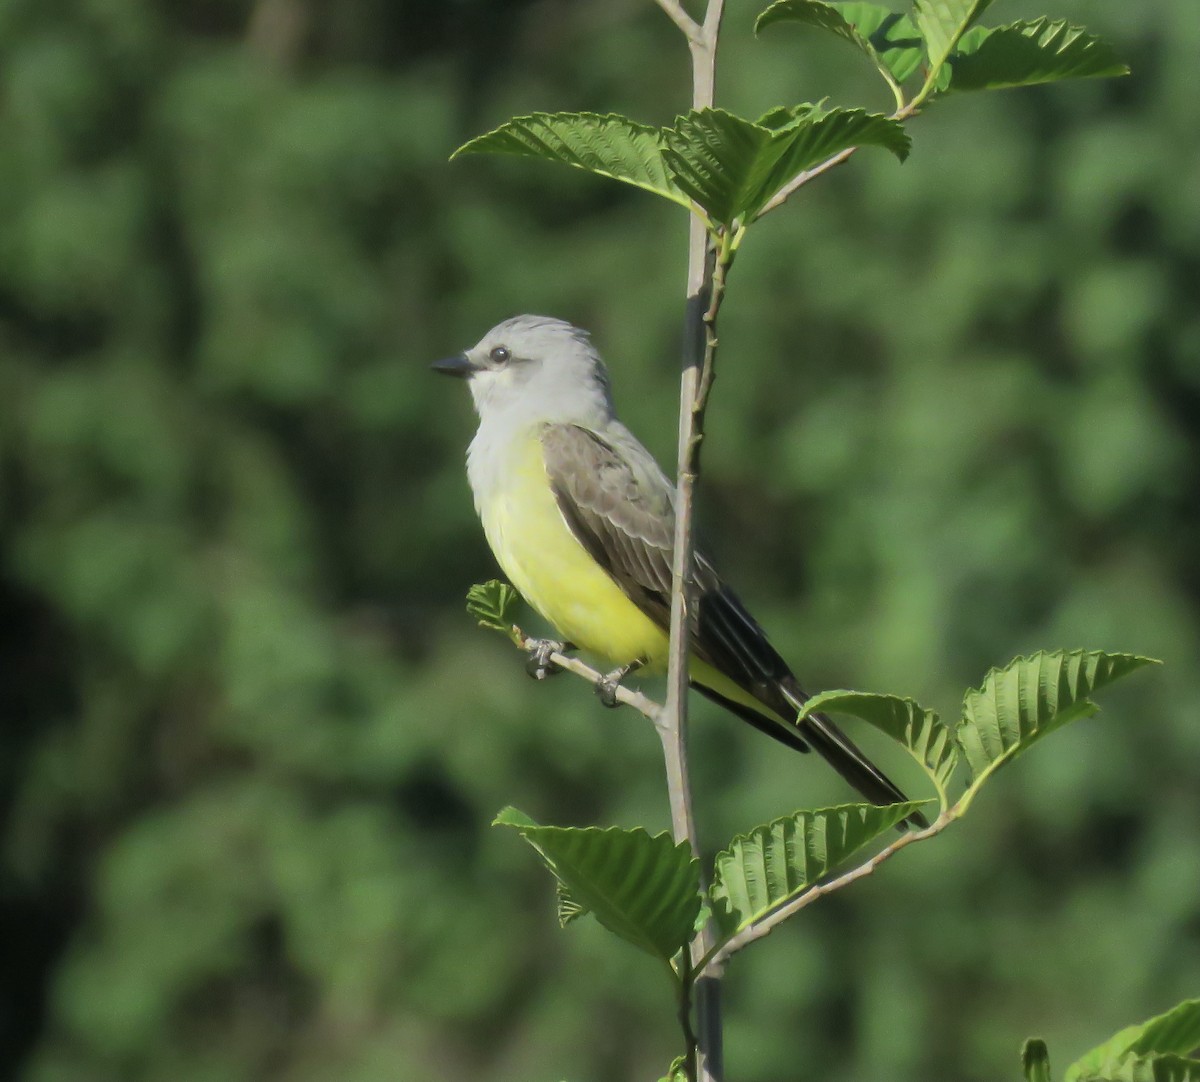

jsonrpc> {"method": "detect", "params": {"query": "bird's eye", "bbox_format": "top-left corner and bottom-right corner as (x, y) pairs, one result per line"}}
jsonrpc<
(489, 345), (511, 365)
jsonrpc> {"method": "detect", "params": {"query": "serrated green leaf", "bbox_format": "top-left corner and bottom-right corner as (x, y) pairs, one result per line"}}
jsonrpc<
(451, 112), (692, 209)
(756, 0), (880, 42)
(662, 106), (909, 226)
(798, 689), (958, 810)
(465, 579), (522, 635)
(946, 18), (1130, 92)
(662, 109), (776, 226)
(493, 807), (701, 963)
(750, 104), (910, 203)
(1067, 1000), (1200, 1082)
(851, 4), (925, 83)
(708, 801), (924, 936)
(957, 650), (1159, 809)
(495, 806), (537, 828)
(1023, 1039), (1053, 1082)
(755, 1), (924, 87)
(1077, 1054), (1200, 1082)
(913, 0), (994, 78)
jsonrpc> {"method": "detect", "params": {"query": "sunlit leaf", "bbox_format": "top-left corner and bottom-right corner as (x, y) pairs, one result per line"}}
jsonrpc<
(957, 650), (1158, 809)
(494, 807), (701, 963)
(755, 1), (924, 86)
(662, 106), (908, 225)
(662, 109), (776, 226)
(913, 0), (993, 78)
(947, 18), (1130, 91)
(748, 104), (910, 206)
(708, 801), (924, 936)
(798, 689), (958, 810)
(452, 112), (691, 209)
(1067, 1000), (1200, 1082)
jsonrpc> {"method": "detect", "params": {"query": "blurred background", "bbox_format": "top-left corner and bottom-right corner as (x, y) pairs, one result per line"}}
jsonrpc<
(1, 0), (1197, 1080)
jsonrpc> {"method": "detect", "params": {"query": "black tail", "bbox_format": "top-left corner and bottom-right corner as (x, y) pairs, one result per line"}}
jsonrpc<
(688, 556), (927, 828)
(692, 678), (928, 830)
(780, 678), (929, 829)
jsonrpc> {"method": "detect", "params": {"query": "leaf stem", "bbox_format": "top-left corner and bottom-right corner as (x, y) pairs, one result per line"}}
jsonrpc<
(884, 70), (907, 113)
(701, 810), (955, 972)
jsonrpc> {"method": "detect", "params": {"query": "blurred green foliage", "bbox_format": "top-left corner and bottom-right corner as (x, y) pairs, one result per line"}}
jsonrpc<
(0, 1), (1196, 1080)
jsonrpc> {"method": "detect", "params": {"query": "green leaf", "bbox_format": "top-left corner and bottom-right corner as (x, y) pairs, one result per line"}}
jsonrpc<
(756, 0), (881, 42)
(755, 1), (925, 87)
(662, 109), (775, 227)
(1076, 1055), (1200, 1082)
(465, 579), (521, 636)
(1023, 1039), (1053, 1082)
(850, 4), (926, 83)
(957, 650), (1159, 809)
(798, 689), (958, 811)
(708, 801), (925, 936)
(493, 807), (701, 963)
(913, 0), (994, 79)
(750, 104), (911, 212)
(1067, 1000), (1200, 1082)
(658, 1057), (689, 1082)
(662, 106), (909, 226)
(451, 112), (692, 210)
(946, 18), (1130, 92)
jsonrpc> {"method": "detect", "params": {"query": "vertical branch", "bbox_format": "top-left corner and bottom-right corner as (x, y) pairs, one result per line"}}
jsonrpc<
(245, 0), (310, 70)
(655, 1), (727, 1080)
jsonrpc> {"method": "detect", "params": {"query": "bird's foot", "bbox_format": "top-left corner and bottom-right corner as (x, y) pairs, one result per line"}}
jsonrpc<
(595, 658), (645, 709)
(524, 639), (574, 681)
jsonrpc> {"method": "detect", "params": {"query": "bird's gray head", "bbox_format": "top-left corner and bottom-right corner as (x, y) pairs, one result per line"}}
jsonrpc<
(433, 315), (615, 426)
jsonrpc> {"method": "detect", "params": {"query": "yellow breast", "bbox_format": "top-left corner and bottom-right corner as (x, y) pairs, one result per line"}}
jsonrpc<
(476, 431), (669, 668)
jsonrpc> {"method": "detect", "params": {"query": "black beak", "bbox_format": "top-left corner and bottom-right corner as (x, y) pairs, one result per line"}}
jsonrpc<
(431, 353), (479, 379)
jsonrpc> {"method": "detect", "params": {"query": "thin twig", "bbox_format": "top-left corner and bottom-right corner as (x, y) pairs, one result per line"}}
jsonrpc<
(691, 237), (733, 434)
(513, 630), (664, 727)
(704, 811), (955, 971)
(654, 0), (701, 42)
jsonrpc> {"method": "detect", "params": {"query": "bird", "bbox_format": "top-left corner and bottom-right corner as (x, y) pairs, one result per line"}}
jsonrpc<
(434, 314), (920, 819)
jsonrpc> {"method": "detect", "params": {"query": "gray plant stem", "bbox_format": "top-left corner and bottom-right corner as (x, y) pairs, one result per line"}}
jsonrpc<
(654, 1), (726, 1080)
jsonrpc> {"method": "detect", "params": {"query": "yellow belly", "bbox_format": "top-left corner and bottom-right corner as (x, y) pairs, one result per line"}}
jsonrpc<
(477, 432), (788, 725)
(479, 433), (669, 667)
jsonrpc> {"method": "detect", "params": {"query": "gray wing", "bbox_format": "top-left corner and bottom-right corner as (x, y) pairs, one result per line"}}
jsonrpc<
(541, 422), (923, 821)
(539, 422), (797, 713)
(540, 422), (674, 625)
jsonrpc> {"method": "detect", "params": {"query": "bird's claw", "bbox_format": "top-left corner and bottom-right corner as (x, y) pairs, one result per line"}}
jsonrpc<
(594, 658), (644, 709)
(595, 672), (622, 708)
(524, 639), (573, 681)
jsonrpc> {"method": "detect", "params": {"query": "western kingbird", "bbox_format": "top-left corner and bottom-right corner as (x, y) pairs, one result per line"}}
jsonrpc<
(435, 314), (917, 815)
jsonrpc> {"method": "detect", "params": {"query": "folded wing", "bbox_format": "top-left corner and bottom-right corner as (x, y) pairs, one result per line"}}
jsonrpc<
(540, 421), (922, 820)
